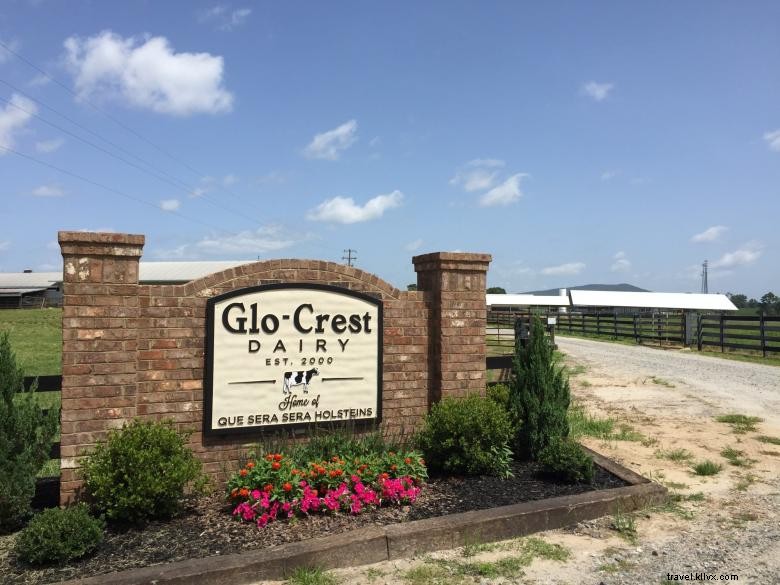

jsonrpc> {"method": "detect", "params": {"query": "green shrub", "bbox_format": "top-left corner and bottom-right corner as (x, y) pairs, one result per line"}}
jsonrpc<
(82, 419), (206, 524)
(486, 383), (511, 411)
(15, 504), (104, 565)
(538, 438), (594, 484)
(0, 332), (58, 531)
(510, 317), (571, 460)
(417, 394), (513, 478)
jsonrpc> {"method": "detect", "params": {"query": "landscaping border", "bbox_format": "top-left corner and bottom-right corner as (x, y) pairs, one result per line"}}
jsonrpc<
(60, 449), (665, 585)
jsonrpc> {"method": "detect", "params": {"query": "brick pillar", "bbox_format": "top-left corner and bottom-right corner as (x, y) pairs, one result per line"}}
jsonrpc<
(58, 231), (144, 504)
(413, 252), (492, 403)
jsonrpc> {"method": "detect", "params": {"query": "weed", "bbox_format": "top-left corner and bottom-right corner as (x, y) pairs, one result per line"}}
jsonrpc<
(598, 559), (635, 573)
(685, 491), (706, 502)
(655, 448), (693, 463)
(649, 376), (676, 388)
(365, 568), (385, 582)
(756, 435), (780, 446)
(641, 436), (660, 447)
(734, 474), (758, 492)
(651, 497), (695, 520)
(611, 424), (645, 442)
(720, 446), (754, 468)
(715, 414), (763, 434)
(663, 481), (689, 490)
(611, 508), (637, 543)
(692, 460), (722, 476)
(759, 450), (779, 457)
(287, 566), (339, 585)
(567, 364), (587, 376)
(568, 403), (615, 440)
(580, 379), (592, 387)
(461, 536), (498, 558)
(402, 564), (455, 585)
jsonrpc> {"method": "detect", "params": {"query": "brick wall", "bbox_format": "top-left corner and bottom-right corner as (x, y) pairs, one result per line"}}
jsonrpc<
(59, 232), (490, 504)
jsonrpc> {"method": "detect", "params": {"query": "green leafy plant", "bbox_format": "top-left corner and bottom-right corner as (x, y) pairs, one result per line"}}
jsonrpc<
(655, 448), (693, 462)
(417, 394), (513, 478)
(486, 383), (511, 412)
(756, 435), (780, 446)
(0, 332), (58, 531)
(510, 316), (571, 460)
(538, 438), (594, 484)
(14, 503), (104, 565)
(691, 460), (722, 476)
(720, 446), (754, 468)
(611, 507), (637, 543)
(287, 566), (339, 585)
(82, 419), (207, 524)
(715, 414), (762, 434)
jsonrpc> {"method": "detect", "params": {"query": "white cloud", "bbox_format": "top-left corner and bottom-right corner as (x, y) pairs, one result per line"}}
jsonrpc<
(307, 190), (403, 224)
(405, 238), (423, 252)
(0, 93), (37, 151)
(199, 5), (252, 31)
(303, 119), (358, 160)
(582, 81), (614, 102)
(0, 37), (20, 65)
(710, 241), (763, 269)
(32, 184), (65, 197)
(28, 74), (51, 87)
(160, 198), (181, 211)
(479, 174), (526, 207)
(155, 226), (300, 258)
(0, 241), (9, 252)
(601, 170), (618, 181)
(222, 174), (238, 187)
(63, 31), (233, 116)
(763, 129), (780, 152)
(541, 262), (586, 276)
(35, 138), (65, 153)
(610, 251), (631, 272)
(450, 159), (505, 192)
(691, 225), (728, 243)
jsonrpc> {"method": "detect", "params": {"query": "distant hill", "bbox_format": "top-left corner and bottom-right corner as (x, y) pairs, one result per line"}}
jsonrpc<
(523, 283), (649, 295)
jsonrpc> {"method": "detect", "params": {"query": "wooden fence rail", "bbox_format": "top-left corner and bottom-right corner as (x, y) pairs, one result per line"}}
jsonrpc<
(697, 314), (780, 357)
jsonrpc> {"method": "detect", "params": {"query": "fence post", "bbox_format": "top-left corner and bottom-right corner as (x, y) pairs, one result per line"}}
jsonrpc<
(719, 314), (725, 353)
(596, 312), (600, 336)
(613, 311), (618, 339)
(633, 314), (639, 344)
(581, 313), (585, 335)
(656, 312), (662, 347)
(697, 314), (702, 351)
(760, 312), (767, 358)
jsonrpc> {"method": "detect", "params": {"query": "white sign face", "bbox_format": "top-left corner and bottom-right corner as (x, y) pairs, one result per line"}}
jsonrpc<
(547, 317), (557, 326)
(204, 284), (382, 435)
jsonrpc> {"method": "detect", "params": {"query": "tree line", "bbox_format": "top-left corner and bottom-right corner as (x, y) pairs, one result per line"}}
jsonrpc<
(727, 292), (780, 315)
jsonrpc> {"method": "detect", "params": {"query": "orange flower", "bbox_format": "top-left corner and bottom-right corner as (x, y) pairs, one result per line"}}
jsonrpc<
(283, 482), (292, 492)
(291, 469), (299, 475)
(265, 454), (274, 461)
(230, 488), (238, 498)
(263, 483), (274, 492)
(274, 453), (282, 462)
(246, 461), (255, 469)
(329, 470), (338, 478)
(239, 487), (249, 497)
(390, 464), (397, 472)
(404, 457), (412, 464)
(239, 469), (248, 477)
(271, 462), (281, 471)
(332, 456), (339, 463)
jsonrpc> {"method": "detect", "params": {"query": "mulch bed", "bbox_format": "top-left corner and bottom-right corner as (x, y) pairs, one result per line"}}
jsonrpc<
(0, 462), (627, 584)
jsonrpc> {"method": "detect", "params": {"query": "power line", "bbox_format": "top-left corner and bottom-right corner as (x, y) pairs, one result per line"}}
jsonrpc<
(0, 93), (259, 226)
(0, 145), (232, 234)
(0, 39), (265, 215)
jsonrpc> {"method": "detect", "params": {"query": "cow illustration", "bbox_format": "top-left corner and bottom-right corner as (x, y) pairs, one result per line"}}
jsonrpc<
(282, 368), (319, 394)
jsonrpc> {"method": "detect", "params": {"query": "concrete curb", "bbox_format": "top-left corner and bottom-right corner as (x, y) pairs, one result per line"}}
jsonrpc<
(63, 454), (666, 585)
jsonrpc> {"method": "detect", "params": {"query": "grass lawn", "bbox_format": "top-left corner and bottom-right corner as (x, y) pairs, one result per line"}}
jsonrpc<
(0, 308), (62, 376)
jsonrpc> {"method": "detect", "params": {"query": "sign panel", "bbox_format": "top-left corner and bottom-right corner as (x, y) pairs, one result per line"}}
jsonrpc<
(204, 284), (382, 436)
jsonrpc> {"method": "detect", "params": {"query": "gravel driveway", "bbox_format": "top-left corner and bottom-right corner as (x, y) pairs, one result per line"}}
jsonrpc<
(556, 336), (780, 426)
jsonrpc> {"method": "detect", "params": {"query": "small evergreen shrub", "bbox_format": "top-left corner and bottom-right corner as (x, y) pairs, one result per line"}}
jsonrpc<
(15, 504), (104, 565)
(510, 317), (571, 460)
(417, 394), (513, 478)
(538, 438), (594, 484)
(82, 419), (206, 524)
(0, 332), (58, 531)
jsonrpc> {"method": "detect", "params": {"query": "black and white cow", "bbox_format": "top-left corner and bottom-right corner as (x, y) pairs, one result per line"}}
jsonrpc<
(282, 368), (319, 394)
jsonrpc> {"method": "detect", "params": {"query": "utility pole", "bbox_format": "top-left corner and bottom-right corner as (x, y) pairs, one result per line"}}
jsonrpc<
(342, 249), (357, 267)
(701, 260), (709, 294)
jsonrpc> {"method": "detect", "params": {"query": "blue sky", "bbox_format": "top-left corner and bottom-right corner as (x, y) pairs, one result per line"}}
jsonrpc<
(1, 1), (778, 297)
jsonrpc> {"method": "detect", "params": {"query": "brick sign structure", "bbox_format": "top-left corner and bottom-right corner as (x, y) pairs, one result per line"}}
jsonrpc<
(59, 231), (491, 504)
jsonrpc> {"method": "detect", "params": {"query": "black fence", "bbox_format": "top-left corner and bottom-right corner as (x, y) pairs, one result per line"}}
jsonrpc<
(489, 310), (686, 346)
(23, 375), (62, 508)
(698, 314), (780, 357)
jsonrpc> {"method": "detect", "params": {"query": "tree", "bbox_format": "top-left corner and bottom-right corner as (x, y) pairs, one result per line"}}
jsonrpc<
(0, 333), (58, 530)
(487, 287), (507, 294)
(760, 292), (779, 315)
(727, 293), (747, 309)
(406, 283), (418, 291)
(509, 316), (571, 460)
